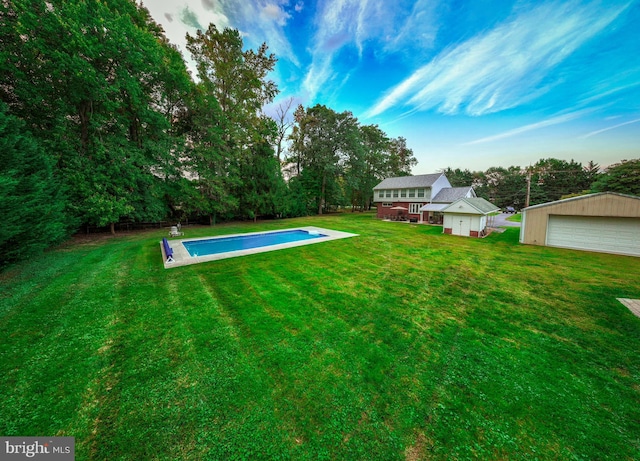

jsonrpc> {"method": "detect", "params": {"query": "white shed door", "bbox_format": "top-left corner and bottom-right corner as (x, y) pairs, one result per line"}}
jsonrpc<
(547, 215), (640, 256)
(453, 216), (472, 236)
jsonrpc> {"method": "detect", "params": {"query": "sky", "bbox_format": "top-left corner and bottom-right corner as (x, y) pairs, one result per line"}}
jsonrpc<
(142, 0), (640, 173)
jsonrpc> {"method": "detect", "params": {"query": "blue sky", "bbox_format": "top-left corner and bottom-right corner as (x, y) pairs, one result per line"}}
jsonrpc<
(143, 0), (640, 173)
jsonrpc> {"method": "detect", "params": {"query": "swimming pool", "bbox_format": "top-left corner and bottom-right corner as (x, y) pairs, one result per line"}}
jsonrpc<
(162, 226), (358, 268)
(183, 229), (326, 257)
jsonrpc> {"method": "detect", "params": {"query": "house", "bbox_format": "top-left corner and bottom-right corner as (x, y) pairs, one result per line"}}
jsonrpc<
(420, 186), (476, 223)
(519, 192), (640, 257)
(441, 198), (500, 237)
(373, 173), (475, 222)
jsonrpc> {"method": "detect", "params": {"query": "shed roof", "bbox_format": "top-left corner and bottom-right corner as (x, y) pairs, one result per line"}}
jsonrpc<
(443, 197), (500, 215)
(432, 186), (475, 203)
(373, 173), (443, 190)
(419, 203), (448, 212)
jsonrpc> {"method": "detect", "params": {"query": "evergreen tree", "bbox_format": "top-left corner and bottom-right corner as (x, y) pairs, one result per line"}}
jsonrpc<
(591, 159), (640, 196)
(235, 117), (286, 221)
(0, 104), (68, 266)
(531, 158), (589, 203)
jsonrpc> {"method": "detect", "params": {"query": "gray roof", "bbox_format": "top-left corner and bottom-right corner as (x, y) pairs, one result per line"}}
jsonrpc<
(373, 173), (443, 190)
(444, 197), (500, 215)
(431, 186), (475, 203)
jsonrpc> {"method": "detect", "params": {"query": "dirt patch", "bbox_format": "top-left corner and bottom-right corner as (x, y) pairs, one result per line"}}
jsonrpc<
(405, 432), (432, 461)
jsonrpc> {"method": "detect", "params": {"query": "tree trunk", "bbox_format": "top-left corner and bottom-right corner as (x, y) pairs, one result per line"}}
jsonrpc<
(110, 222), (116, 236)
(319, 173), (326, 215)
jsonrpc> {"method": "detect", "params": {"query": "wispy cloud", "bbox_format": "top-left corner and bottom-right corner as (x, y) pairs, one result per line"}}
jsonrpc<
(366, 1), (631, 118)
(180, 6), (204, 30)
(463, 108), (595, 145)
(197, 0), (299, 65)
(581, 118), (640, 139)
(302, 0), (438, 101)
(382, 0), (439, 56)
(262, 3), (292, 26)
(302, 0), (371, 100)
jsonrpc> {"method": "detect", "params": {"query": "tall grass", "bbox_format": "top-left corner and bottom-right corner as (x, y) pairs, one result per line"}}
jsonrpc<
(1, 213), (639, 460)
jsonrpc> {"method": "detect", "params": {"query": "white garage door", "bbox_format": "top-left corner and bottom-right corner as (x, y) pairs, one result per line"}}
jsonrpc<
(547, 215), (640, 256)
(452, 216), (472, 236)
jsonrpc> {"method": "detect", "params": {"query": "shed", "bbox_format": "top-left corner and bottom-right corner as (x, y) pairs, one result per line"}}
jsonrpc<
(519, 192), (640, 257)
(442, 198), (500, 237)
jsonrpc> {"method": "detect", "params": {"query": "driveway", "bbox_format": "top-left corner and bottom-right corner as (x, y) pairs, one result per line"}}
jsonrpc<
(492, 212), (521, 228)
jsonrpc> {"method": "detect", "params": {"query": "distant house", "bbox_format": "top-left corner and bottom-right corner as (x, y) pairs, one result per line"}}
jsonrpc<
(520, 192), (640, 257)
(442, 198), (500, 237)
(372, 173), (475, 223)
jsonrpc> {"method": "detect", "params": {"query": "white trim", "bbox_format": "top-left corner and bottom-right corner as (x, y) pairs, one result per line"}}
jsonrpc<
(164, 227), (359, 268)
(409, 203), (423, 214)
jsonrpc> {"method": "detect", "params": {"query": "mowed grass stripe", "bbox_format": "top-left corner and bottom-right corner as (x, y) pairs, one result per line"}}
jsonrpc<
(0, 242), (128, 437)
(1, 215), (639, 460)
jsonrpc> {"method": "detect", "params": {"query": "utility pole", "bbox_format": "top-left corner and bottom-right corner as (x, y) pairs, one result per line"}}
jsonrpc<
(525, 169), (531, 208)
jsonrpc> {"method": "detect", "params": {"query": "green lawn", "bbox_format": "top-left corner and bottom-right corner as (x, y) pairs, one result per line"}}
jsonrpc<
(1, 213), (639, 460)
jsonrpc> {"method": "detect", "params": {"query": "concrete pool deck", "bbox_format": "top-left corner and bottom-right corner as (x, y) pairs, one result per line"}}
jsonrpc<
(161, 226), (358, 269)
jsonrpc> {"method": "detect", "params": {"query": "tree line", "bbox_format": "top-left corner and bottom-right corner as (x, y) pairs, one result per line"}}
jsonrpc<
(0, 0), (416, 267)
(2, 1), (637, 268)
(444, 158), (640, 210)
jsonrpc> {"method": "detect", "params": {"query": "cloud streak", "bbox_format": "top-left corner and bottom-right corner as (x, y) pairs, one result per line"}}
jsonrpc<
(366, 1), (631, 118)
(196, 0), (299, 65)
(302, 0), (440, 102)
(581, 118), (640, 139)
(463, 109), (594, 145)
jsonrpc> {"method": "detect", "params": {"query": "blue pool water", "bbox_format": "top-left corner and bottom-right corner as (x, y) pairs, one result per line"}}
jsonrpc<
(182, 229), (327, 257)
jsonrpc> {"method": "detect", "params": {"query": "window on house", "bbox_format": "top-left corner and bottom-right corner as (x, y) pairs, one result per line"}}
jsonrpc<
(382, 202), (392, 207)
(385, 190), (391, 198)
(393, 190), (399, 198)
(408, 189), (415, 198)
(378, 190), (384, 199)
(417, 189), (425, 198)
(400, 189), (407, 198)
(409, 203), (423, 214)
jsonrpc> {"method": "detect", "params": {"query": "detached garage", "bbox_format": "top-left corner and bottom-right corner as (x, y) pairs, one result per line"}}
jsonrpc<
(520, 192), (640, 257)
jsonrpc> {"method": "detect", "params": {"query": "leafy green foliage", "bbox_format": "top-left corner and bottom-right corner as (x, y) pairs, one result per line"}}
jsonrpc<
(288, 106), (417, 214)
(185, 24), (283, 223)
(447, 158), (607, 209)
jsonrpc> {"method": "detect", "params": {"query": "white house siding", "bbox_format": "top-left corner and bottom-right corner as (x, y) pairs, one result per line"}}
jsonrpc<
(430, 174), (453, 201)
(444, 214), (483, 236)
